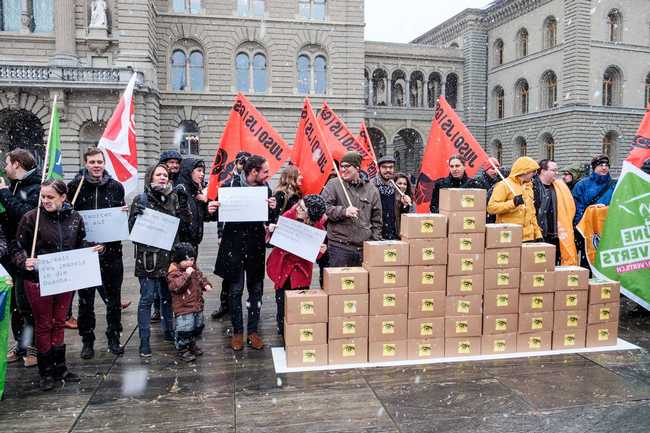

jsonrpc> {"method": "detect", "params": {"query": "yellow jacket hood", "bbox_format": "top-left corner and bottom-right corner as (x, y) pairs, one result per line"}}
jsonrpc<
(509, 157), (540, 179)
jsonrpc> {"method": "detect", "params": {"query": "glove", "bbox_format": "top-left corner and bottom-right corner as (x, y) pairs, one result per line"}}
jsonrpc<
(175, 185), (189, 208)
(133, 202), (146, 216)
(513, 195), (524, 206)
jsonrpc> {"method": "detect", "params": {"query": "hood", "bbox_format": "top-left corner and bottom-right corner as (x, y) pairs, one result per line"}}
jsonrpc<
(144, 163), (169, 192)
(177, 158), (206, 192)
(509, 157), (539, 179)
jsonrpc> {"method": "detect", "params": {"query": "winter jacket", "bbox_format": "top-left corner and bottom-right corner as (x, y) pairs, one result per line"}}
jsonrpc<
(474, 170), (502, 223)
(176, 158), (215, 247)
(572, 172), (616, 225)
(14, 204), (87, 282)
(532, 176), (558, 238)
(0, 168), (41, 239)
(487, 157), (542, 242)
(167, 262), (210, 316)
(266, 206), (326, 290)
(269, 190), (301, 224)
(429, 173), (481, 213)
(68, 169), (126, 258)
(213, 174), (271, 283)
(321, 176), (382, 250)
(373, 176), (410, 240)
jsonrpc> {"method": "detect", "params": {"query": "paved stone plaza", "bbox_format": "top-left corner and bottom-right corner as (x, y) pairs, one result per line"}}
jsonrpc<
(1, 224), (649, 433)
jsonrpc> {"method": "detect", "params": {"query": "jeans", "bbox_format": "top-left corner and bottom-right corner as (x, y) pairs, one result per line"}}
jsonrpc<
(327, 244), (363, 267)
(138, 277), (173, 342)
(23, 280), (73, 353)
(229, 271), (263, 335)
(175, 312), (204, 350)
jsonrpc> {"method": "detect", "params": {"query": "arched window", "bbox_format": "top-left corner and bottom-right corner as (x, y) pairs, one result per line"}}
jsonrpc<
(392, 128), (423, 173)
(367, 127), (387, 157)
(173, 0), (201, 14)
(491, 140), (503, 164)
(515, 79), (529, 115)
(170, 44), (205, 91)
(493, 86), (505, 119)
(297, 55), (310, 94)
(32, 0), (53, 32)
(253, 53), (268, 93)
(446, 73), (458, 108)
(314, 55), (327, 94)
(372, 69), (388, 106)
(237, 0), (265, 17)
(450, 42), (459, 48)
(541, 133), (555, 160)
(602, 131), (618, 162)
(299, 0), (326, 20)
(517, 28), (529, 58)
(644, 73), (650, 107)
(391, 70), (406, 107)
(189, 51), (205, 91)
(296, 50), (327, 95)
(1, 0), (21, 31)
(493, 39), (504, 65)
(235, 43), (268, 93)
(541, 70), (558, 109)
(607, 9), (622, 42)
(410, 71), (425, 108)
(171, 50), (187, 91)
(427, 72), (442, 107)
(236, 52), (250, 92)
(543, 16), (557, 49)
(515, 136), (528, 156)
(179, 120), (200, 156)
(602, 66), (622, 106)
(79, 121), (106, 162)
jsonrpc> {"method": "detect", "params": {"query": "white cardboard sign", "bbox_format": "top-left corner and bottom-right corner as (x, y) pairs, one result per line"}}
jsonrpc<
(129, 208), (180, 251)
(218, 186), (268, 222)
(79, 207), (130, 243)
(38, 248), (102, 296)
(270, 216), (326, 263)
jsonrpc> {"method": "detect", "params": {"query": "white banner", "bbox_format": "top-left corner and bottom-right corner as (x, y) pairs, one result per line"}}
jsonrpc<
(129, 208), (180, 251)
(79, 207), (130, 243)
(270, 216), (326, 263)
(39, 248), (102, 296)
(218, 186), (268, 222)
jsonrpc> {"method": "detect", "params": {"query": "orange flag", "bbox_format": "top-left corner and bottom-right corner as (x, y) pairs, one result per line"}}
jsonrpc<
(414, 96), (490, 213)
(357, 121), (379, 179)
(627, 104), (650, 168)
(291, 99), (334, 195)
(554, 179), (578, 266)
(317, 102), (376, 177)
(576, 205), (609, 266)
(207, 93), (290, 199)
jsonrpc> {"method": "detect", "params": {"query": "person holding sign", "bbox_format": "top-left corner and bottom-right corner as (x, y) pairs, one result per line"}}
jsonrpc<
(213, 155), (276, 351)
(68, 147), (127, 359)
(14, 180), (102, 391)
(129, 164), (191, 358)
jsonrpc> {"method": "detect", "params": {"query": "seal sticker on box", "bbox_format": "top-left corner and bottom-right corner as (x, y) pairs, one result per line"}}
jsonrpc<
(383, 271), (397, 284)
(534, 251), (547, 264)
(494, 339), (507, 352)
(418, 343), (432, 357)
(531, 317), (544, 330)
(567, 274), (580, 287)
(601, 287), (612, 300)
(303, 349), (317, 363)
(533, 274), (545, 288)
(420, 322), (434, 336)
(499, 230), (512, 243)
(300, 301), (315, 315)
(383, 294), (397, 307)
(566, 294), (578, 307)
(422, 272), (435, 285)
(343, 300), (357, 314)
(455, 320), (469, 334)
(342, 343), (356, 357)
(567, 315), (579, 328)
(383, 343), (397, 357)
(422, 247), (435, 261)
(460, 279), (473, 292)
(299, 328), (314, 342)
(495, 318), (508, 331)
(529, 336), (542, 349)
(564, 334), (576, 346)
(461, 258), (474, 272)
(463, 217), (476, 230)
(531, 296), (544, 309)
(460, 238), (473, 251)
(599, 307), (611, 321)
(461, 194), (475, 208)
(384, 248), (398, 262)
(421, 298), (434, 312)
(342, 321), (356, 335)
(457, 300), (471, 314)
(496, 294), (509, 307)
(598, 328), (610, 341)
(420, 220), (435, 233)
(382, 320), (395, 335)
(341, 277), (355, 291)
(497, 272), (510, 286)
(458, 341), (472, 354)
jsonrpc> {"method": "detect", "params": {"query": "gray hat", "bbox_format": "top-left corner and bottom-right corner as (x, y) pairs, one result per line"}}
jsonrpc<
(377, 155), (396, 166)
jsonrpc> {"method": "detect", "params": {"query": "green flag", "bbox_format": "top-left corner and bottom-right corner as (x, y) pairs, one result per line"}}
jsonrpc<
(46, 102), (63, 180)
(594, 162), (650, 310)
(0, 278), (11, 399)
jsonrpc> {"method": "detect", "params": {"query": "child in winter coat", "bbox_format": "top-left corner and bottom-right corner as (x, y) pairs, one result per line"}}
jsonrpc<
(266, 195), (327, 337)
(167, 243), (212, 362)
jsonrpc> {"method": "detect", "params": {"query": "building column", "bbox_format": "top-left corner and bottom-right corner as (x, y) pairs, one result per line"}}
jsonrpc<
(52, 0), (77, 65)
(20, 0), (31, 33)
(405, 80), (411, 108)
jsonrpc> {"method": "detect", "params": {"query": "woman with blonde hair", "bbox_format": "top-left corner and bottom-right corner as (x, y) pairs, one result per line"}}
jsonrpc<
(270, 165), (303, 223)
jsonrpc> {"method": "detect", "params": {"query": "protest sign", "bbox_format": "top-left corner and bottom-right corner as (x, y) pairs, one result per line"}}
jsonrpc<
(0, 264), (8, 278)
(129, 208), (180, 251)
(218, 186), (269, 222)
(79, 207), (129, 243)
(38, 248), (102, 296)
(270, 216), (326, 263)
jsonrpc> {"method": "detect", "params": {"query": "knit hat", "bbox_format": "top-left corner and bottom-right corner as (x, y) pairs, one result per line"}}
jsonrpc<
(172, 242), (197, 263)
(341, 151), (362, 169)
(303, 194), (326, 223)
(235, 151), (251, 163)
(377, 155), (396, 167)
(160, 150), (182, 164)
(591, 154), (610, 170)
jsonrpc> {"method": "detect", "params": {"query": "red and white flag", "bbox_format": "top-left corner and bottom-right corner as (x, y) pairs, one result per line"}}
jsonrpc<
(98, 74), (138, 195)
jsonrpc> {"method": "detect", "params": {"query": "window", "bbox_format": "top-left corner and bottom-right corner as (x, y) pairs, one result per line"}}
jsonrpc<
(299, 0), (325, 20)
(492, 140), (503, 164)
(427, 72), (442, 108)
(313, 55), (327, 94)
(515, 79), (529, 115)
(607, 9), (622, 42)
(1, 0), (21, 31)
(189, 51), (204, 91)
(517, 28), (528, 58)
(645, 73), (650, 107)
(237, 0), (265, 17)
(252, 53), (268, 93)
(297, 55), (310, 94)
(542, 134), (555, 160)
(493, 39), (504, 65)
(296, 51), (327, 95)
(391, 70), (406, 107)
(364, 70), (370, 105)
(372, 69), (388, 106)
(32, 0), (53, 32)
(179, 120), (200, 156)
(450, 42), (459, 48)
(235, 47), (268, 93)
(541, 70), (558, 109)
(516, 136), (527, 156)
(170, 46), (205, 91)
(173, 0), (201, 14)
(410, 71), (425, 108)
(602, 131), (618, 162)
(236, 53), (250, 92)
(171, 50), (187, 91)
(543, 16), (557, 49)
(494, 86), (505, 119)
(602, 66), (622, 106)
(445, 73), (458, 108)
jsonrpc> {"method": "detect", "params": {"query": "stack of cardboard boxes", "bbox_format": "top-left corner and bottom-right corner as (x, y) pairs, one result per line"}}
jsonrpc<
(552, 266), (590, 349)
(586, 279), (621, 347)
(284, 289), (329, 367)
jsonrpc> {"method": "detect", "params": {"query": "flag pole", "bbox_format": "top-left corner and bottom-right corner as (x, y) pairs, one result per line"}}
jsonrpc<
(318, 115), (353, 209)
(71, 177), (84, 206)
(484, 157), (517, 196)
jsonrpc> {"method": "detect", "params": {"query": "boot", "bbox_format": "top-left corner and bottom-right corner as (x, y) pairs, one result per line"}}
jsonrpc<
(231, 334), (244, 351)
(52, 345), (80, 383)
(247, 332), (264, 350)
(210, 305), (229, 320)
(139, 338), (152, 358)
(80, 341), (95, 360)
(37, 350), (55, 391)
(177, 348), (196, 363)
(107, 335), (124, 356)
(189, 341), (203, 356)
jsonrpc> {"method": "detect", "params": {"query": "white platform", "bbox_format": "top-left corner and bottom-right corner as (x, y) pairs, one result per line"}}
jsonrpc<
(271, 338), (641, 374)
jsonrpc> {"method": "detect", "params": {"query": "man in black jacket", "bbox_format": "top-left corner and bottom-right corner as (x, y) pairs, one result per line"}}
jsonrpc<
(68, 147), (127, 358)
(429, 155), (481, 213)
(532, 159), (561, 263)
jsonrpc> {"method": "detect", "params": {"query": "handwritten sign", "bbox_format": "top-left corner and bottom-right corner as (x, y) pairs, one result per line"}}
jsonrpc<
(129, 208), (180, 251)
(39, 248), (102, 296)
(218, 186), (268, 222)
(79, 207), (129, 243)
(270, 216), (326, 263)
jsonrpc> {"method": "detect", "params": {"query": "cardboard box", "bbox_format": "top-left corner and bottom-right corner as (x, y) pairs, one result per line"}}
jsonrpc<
(587, 302), (620, 324)
(519, 311), (554, 333)
(286, 344), (328, 368)
(481, 333), (518, 355)
(445, 337), (482, 357)
(552, 329), (587, 350)
(553, 310), (587, 331)
(408, 338), (445, 359)
(484, 268), (520, 290)
(369, 314), (408, 342)
(368, 266), (409, 289)
(328, 316), (369, 340)
(447, 253), (485, 276)
(408, 265), (447, 292)
(369, 287), (408, 316)
(484, 248), (521, 269)
(369, 340), (408, 363)
(407, 238), (448, 266)
(519, 293), (554, 313)
(445, 315), (483, 337)
(446, 274), (484, 296)
(586, 322), (619, 347)
(407, 291), (445, 318)
(555, 266), (590, 291)
(363, 240), (410, 267)
(323, 267), (369, 295)
(520, 271), (556, 293)
(483, 314), (519, 335)
(328, 337), (368, 365)
(441, 210), (487, 234)
(285, 290), (328, 324)
(485, 224), (523, 249)
(445, 295), (483, 316)
(484, 289), (519, 315)
(407, 317), (445, 339)
(400, 213), (447, 239)
(589, 280), (621, 304)
(328, 294), (369, 317)
(554, 290), (588, 311)
(517, 331), (552, 352)
(521, 243), (556, 272)
(439, 188), (487, 212)
(448, 233), (485, 254)
(284, 322), (327, 347)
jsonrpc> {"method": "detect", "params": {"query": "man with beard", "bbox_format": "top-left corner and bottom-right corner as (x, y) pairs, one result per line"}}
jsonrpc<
(429, 155), (481, 213)
(372, 155), (411, 240)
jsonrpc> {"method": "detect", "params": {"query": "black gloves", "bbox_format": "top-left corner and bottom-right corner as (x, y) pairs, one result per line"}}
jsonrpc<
(513, 195), (524, 206)
(175, 185), (189, 208)
(133, 202), (146, 216)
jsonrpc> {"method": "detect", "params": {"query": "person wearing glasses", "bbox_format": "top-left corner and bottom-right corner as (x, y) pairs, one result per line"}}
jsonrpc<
(321, 151), (382, 267)
(532, 159), (562, 262)
(572, 154), (616, 226)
